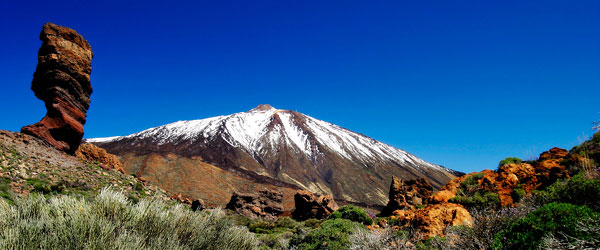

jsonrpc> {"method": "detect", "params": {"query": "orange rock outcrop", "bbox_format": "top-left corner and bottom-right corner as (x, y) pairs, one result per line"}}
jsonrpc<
(75, 143), (124, 173)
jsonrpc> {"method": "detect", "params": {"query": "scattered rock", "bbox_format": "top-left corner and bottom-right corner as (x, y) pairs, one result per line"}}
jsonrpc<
(170, 193), (193, 204)
(226, 190), (284, 219)
(380, 177), (433, 216)
(21, 23), (94, 155)
(191, 199), (205, 211)
(292, 190), (339, 220)
(75, 143), (124, 173)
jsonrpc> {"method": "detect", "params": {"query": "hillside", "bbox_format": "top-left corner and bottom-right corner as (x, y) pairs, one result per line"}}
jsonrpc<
(0, 130), (168, 203)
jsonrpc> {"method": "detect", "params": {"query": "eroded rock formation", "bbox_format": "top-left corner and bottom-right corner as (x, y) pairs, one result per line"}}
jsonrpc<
(292, 190), (339, 220)
(380, 177), (434, 216)
(226, 190), (284, 219)
(21, 23), (93, 154)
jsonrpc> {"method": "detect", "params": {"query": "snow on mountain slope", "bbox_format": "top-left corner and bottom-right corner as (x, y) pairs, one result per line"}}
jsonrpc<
(90, 104), (444, 171)
(89, 104), (459, 205)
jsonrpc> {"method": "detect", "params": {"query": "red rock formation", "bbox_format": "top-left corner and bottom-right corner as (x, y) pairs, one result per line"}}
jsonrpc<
(21, 23), (93, 155)
(75, 143), (124, 173)
(292, 190), (339, 220)
(381, 177), (434, 216)
(226, 190), (284, 219)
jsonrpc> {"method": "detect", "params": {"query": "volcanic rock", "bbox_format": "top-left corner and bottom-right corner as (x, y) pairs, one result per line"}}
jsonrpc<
(226, 190), (284, 219)
(432, 147), (571, 207)
(393, 203), (473, 240)
(191, 199), (205, 211)
(292, 190), (339, 220)
(21, 23), (93, 155)
(380, 176), (434, 216)
(75, 143), (124, 173)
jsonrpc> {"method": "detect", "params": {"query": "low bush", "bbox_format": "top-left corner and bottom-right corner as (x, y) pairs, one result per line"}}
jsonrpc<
(459, 173), (484, 191)
(450, 191), (500, 210)
(535, 172), (600, 212)
(0, 188), (258, 249)
(303, 218), (324, 228)
(493, 202), (600, 250)
(446, 203), (535, 250)
(498, 157), (522, 167)
(328, 205), (374, 225)
(293, 218), (364, 250)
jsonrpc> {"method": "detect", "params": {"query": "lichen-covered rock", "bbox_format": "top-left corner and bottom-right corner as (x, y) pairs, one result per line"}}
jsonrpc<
(226, 190), (284, 219)
(21, 23), (93, 155)
(380, 177), (433, 216)
(292, 190), (339, 220)
(75, 143), (124, 173)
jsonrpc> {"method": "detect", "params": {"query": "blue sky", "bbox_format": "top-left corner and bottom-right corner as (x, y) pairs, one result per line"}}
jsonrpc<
(1, 0), (598, 173)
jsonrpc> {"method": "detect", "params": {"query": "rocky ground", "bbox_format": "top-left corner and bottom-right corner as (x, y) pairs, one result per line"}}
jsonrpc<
(0, 130), (169, 203)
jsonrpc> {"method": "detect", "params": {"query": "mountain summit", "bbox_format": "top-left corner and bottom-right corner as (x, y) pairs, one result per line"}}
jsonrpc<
(89, 105), (459, 206)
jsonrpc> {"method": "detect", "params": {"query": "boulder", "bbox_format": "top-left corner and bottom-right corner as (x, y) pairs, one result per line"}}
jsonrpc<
(292, 190), (339, 220)
(21, 23), (94, 155)
(75, 143), (124, 173)
(380, 177), (433, 216)
(226, 190), (284, 219)
(393, 203), (473, 240)
(191, 199), (205, 211)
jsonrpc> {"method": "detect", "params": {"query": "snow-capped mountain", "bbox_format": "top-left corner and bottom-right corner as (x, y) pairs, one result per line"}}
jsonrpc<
(89, 104), (459, 205)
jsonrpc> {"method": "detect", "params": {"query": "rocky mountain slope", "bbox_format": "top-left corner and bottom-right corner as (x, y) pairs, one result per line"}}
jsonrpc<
(0, 130), (168, 202)
(89, 104), (459, 206)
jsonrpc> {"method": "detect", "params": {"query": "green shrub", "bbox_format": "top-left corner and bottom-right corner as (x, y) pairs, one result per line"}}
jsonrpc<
(493, 202), (600, 250)
(293, 218), (364, 250)
(511, 188), (526, 203)
(328, 205), (373, 225)
(498, 157), (522, 167)
(0, 188), (258, 249)
(460, 172), (485, 190)
(535, 172), (600, 212)
(303, 218), (324, 229)
(450, 191), (500, 210)
(274, 216), (301, 229)
(416, 236), (448, 250)
(26, 178), (52, 194)
(248, 219), (275, 234)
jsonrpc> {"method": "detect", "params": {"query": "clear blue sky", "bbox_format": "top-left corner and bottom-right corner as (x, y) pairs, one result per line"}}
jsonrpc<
(1, 0), (598, 173)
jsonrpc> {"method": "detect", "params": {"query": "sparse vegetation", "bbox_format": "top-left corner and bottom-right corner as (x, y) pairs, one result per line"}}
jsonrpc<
(498, 157), (522, 167)
(0, 188), (258, 249)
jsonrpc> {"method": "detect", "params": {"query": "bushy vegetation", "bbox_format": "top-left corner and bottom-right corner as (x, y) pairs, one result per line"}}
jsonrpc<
(328, 205), (374, 225)
(293, 218), (364, 250)
(493, 202), (600, 250)
(0, 188), (258, 249)
(498, 157), (522, 167)
(535, 172), (600, 212)
(449, 173), (501, 210)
